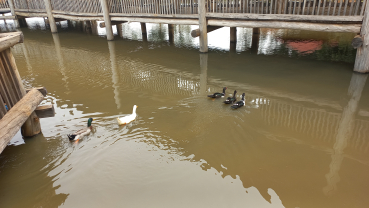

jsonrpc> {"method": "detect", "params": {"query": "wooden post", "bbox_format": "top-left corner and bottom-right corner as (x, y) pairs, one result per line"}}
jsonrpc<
(43, 0), (57, 33)
(141, 23), (147, 41)
(0, 89), (44, 153)
(100, 0), (114, 41)
(353, 2), (369, 73)
(7, 0), (19, 28)
(168, 24), (174, 44)
(198, 0), (208, 53)
(199, 53), (208, 95)
(251, 28), (260, 54)
(18, 18), (27, 28)
(230, 27), (237, 42)
(117, 23), (123, 38)
(91, 21), (98, 35)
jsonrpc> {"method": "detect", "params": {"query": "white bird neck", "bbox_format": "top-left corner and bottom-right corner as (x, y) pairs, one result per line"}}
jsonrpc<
(132, 106), (137, 114)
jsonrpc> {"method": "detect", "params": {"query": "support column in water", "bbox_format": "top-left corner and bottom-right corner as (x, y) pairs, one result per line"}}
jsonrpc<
(100, 0), (114, 41)
(198, 0), (208, 53)
(168, 24), (174, 44)
(251, 28), (260, 54)
(43, 0), (57, 33)
(353, 2), (369, 73)
(141, 23), (147, 41)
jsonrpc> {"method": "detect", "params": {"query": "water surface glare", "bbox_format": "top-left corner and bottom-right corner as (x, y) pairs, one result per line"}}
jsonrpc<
(0, 20), (368, 208)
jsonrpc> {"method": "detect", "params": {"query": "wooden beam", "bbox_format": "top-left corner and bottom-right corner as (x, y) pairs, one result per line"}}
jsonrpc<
(99, 21), (127, 28)
(207, 20), (361, 33)
(26, 87), (47, 97)
(0, 89), (43, 153)
(0, 32), (24, 53)
(35, 104), (55, 118)
(111, 16), (198, 25)
(206, 13), (363, 23)
(191, 26), (223, 38)
(15, 12), (48, 18)
(0, 16), (16, 20)
(230, 27), (237, 43)
(354, 1), (369, 73)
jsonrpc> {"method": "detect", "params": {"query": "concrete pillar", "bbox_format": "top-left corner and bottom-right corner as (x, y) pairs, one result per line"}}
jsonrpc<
(43, 0), (57, 33)
(353, 2), (369, 73)
(100, 0), (114, 40)
(198, 0), (208, 53)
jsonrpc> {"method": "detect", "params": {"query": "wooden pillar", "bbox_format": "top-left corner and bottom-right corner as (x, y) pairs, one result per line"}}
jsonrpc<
(198, 0), (208, 53)
(8, 0), (19, 28)
(353, 2), (369, 73)
(141, 23), (147, 41)
(91, 21), (98, 35)
(117, 23), (123, 38)
(251, 28), (260, 54)
(230, 27), (237, 42)
(199, 53), (208, 95)
(168, 24), (174, 44)
(323, 73), (367, 195)
(18, 18), (27, 28)
(100, 0), (114, 40)
(43, 0), (57, 33)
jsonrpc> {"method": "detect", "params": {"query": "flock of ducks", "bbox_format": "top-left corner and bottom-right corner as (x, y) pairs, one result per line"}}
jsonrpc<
(208, 87), (246, 109)
(68, 87), (244, 141)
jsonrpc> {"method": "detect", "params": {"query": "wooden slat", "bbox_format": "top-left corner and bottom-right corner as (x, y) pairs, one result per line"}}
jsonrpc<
(0, 32), (24, 53)
(0, 93), (6, 119)
(26, 87), (47, 96)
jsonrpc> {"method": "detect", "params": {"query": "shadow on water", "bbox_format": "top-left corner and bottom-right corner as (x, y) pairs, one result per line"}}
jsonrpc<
(0, 17), (368, 208)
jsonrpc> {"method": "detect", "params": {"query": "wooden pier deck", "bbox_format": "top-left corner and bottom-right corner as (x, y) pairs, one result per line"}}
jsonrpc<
(0, 0), (366, 71)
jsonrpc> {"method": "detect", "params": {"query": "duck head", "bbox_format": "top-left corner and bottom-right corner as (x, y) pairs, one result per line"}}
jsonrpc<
(87, 118), (95, 127)
(233, 90), (237, 97)
(223, 87), (227, 93)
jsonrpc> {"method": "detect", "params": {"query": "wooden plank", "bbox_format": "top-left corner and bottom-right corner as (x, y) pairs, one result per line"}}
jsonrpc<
(0, 89), (43, 154)
(26, 87), (47, 96)
(207, 19), (362, 33)
(0, 52), (22, 101)
(0, 32), (24, 53)
(0, 16), (16, 20)
(35, 104), (55, 118)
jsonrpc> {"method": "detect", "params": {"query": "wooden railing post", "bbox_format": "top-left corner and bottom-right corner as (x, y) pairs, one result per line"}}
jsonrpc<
(100, 0), (114, 41)
(353, 3), (369, 73)
(43, 0), (57, 33)
(198, 0), (208, 52)
(7, 0), (19, 28)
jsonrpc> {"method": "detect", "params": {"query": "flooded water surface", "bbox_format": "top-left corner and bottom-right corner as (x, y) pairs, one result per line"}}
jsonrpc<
(0, 19), (368, 208)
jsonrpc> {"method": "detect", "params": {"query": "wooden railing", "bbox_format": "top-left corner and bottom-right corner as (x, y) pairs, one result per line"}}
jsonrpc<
(0, 0), (9, 10)
(8, 0), (366, 16)
(205, 0), (367, 16)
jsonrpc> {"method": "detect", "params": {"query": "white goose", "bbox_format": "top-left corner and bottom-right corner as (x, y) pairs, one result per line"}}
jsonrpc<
(117, 105), (138, 125)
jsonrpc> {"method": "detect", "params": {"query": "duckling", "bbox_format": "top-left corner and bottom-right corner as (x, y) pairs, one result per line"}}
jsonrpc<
(67, 118), (94, 141)
(117, 105), (137, 125)
(231, 93), (246, 109)
(224, 90), (237, 104)
(208, 87), (227, 98)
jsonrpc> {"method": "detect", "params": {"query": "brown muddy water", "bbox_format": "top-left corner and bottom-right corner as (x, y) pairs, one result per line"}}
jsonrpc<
(0, 18), (368, 208)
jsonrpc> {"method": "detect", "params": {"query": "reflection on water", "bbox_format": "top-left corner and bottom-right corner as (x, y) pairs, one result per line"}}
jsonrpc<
(0, 17), (368, 208)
